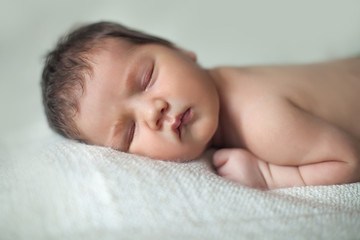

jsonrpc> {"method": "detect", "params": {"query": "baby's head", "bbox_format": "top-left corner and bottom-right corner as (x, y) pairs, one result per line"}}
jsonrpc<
(42, 21), (219, 161)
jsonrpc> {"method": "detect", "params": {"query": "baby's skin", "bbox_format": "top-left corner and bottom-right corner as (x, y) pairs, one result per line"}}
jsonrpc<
(75, 38), (360, 189)
(211, 58), (360, 189)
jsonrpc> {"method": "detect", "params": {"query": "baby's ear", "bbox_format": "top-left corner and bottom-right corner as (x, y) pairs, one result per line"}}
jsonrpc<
(178, 48), (197, 62)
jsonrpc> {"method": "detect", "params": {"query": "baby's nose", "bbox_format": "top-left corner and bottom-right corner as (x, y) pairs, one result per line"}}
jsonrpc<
(143, 99), (169, 130)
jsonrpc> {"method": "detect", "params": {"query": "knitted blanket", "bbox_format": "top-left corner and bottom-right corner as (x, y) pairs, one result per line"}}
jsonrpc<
(1, 140), (359, 240)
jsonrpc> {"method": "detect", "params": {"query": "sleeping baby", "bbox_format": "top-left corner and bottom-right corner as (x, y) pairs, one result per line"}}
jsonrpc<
(41, 21), (360, 189)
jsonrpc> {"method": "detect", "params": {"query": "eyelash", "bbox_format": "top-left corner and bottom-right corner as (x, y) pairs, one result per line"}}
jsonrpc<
(127, 122), (136, 149)
(141, 65), (154, 91)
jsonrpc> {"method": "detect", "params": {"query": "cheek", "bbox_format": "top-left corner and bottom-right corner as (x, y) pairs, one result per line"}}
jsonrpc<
(132, 132), (204, 161)
(192, 117), (218, 142)
(158, 61), (208, 93)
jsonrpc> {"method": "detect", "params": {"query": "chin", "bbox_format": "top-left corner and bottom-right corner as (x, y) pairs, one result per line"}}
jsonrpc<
(172, 146), (207, 163)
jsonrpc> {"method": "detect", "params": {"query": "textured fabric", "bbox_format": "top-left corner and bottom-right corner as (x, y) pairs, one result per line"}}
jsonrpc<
(1, 139), (359, 240)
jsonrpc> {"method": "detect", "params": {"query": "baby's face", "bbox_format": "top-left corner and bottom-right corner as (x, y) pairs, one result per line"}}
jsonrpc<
(75, 38), (219, 161)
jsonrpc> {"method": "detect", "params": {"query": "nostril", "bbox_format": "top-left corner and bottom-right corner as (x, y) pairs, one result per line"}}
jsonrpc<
(156, 119), (160, 126)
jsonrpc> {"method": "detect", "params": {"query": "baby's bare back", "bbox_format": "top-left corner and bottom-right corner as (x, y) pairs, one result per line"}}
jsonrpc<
(215, 57), (360, 149)
(212, 57), (360, 188)
(276, 58), (360, 139)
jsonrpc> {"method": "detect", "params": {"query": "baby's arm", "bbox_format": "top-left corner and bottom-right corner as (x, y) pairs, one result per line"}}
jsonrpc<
(214, 97), (360, 189)
(213, 148), (307, 189)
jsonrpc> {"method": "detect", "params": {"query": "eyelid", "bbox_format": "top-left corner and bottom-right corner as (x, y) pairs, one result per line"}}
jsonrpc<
(143, 63), (155, 91)
(126, 122), (136, 150)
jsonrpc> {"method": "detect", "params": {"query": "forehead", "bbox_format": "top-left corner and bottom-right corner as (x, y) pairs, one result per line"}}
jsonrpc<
(91, 38), (135, 65)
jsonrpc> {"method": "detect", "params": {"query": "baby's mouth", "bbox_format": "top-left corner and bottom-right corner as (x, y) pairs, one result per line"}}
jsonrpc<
(172, 108), (193, 139)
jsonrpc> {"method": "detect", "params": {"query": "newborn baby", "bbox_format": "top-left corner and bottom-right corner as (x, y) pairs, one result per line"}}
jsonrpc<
(41, 21), (360, 189)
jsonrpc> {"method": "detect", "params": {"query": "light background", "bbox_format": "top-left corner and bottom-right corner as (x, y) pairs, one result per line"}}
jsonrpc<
(1, 0), (360, 156)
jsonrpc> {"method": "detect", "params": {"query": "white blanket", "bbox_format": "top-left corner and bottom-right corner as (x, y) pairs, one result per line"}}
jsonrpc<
(1, 139), (359, 240)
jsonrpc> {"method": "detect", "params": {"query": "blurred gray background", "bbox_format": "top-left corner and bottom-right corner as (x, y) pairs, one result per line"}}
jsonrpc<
(1, 0), (360, 155)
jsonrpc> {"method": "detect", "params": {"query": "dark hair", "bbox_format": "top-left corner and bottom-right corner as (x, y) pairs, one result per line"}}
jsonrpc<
(41, 21), (173, 140)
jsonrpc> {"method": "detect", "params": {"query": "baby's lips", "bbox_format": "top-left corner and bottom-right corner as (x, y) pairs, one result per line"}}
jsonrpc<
(171, 116), (182, 131)
(171, 108), (193, 139)
(171, 108), (193, 131)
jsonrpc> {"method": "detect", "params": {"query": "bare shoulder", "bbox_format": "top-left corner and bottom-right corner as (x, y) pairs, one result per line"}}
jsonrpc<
(241, 94), (360, 166)
(212, 62), (360, 166)
(241, 95), (297, 155)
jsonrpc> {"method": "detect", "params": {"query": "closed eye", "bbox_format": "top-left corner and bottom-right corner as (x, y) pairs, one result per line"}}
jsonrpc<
(142, 63), (155, 91)
(126, 122), (136, 150)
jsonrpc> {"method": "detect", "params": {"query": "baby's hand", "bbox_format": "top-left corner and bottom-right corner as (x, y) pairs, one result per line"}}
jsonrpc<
(213, 148), (268, 189)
